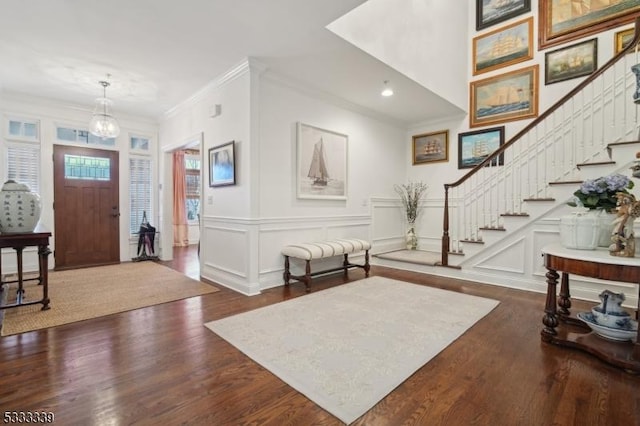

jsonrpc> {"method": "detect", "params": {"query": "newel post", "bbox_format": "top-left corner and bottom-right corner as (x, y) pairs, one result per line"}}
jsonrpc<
(442, 184), (450, 266)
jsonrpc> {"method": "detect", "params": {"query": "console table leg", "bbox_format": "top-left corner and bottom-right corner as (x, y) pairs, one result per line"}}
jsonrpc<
(15, 247), (24, 296)
(558, 272), (572, 318)
(542, 268), (560, 338)
(39, 244), (51, 310)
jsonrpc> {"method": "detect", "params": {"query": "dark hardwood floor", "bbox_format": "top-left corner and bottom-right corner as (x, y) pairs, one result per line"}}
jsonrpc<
(1, 246), (639, 425)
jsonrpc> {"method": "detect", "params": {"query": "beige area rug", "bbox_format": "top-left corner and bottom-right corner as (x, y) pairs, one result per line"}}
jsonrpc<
(375, 249), (441, 265)
(1, 262), (218, 336)
(205, 276), (499, 424)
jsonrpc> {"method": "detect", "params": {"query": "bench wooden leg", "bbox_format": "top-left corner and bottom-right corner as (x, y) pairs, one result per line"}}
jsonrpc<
(283, 256), (291, 285)
(304, 259), (311, 293)
(364, 250), (370, 277)
(343, 254), (349, 276)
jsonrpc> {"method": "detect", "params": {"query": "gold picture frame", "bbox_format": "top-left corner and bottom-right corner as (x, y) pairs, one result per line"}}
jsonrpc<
(470, 65), (539, 128)
(539, 0), (640, 50)
(412, 130), (449, 165)
(545, 38), (597, 85)
(614, 27), (635, 54)
(473, 17), (533, 76)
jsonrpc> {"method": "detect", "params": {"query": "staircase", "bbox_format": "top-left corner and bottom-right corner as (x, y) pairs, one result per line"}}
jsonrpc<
(375, 20), (640, 306)
(442, 21), (640, 269)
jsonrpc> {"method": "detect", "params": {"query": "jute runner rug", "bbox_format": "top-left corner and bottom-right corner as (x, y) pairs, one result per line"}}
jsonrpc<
(205, 276), (499, 424)
(1, 261), (218, 336)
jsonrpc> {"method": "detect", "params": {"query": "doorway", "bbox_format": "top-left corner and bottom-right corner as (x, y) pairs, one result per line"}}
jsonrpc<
(53, 145), (120, 270)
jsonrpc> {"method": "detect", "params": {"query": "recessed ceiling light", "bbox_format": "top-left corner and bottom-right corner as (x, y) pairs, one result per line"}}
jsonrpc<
(381, 80), (394, 97)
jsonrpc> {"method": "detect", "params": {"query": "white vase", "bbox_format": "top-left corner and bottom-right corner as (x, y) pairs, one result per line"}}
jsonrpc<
(406, 223), (418, 250)
(559, 210), (600, 250)
(0, 180), (42, 234)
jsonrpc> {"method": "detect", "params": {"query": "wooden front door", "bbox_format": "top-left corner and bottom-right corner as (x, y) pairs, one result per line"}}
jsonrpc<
(53, 145), (120, 269)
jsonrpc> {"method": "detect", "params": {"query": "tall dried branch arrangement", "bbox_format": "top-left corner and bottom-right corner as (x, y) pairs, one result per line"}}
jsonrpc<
(394, 181), (428, 223)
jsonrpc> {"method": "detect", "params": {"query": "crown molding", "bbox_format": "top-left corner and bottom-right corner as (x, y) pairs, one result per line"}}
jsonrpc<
(162, 58), (252, 120)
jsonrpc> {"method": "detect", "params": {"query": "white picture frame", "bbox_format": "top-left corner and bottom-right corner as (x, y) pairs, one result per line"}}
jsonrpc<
(296, 122), (347, 200)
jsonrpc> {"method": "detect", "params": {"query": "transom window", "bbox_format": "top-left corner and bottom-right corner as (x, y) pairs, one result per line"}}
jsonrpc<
(56, 125), (115, 146)
(64, 154), (111, 180)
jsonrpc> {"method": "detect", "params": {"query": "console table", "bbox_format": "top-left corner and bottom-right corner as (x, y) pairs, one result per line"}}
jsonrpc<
(541, 243), (640, 373)
(0, 227), (52, 311)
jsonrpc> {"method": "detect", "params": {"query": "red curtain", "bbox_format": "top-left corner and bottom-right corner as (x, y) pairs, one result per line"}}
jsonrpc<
(173, 151), (189, 247)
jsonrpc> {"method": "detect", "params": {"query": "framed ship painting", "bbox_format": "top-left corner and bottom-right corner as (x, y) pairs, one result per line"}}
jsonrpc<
(476, 0), (531, 31)
(470, 64), (539, 128)
(539, 0), (640, 49)
(458, 127), (505, 169)
(209, 141), (236, 187)
(614, 27), (635, 54)
(412, 130), (449, 165)
(545, 39), (597, 85)
(473, 17), (533, 76)
(296, 122), (348, 200)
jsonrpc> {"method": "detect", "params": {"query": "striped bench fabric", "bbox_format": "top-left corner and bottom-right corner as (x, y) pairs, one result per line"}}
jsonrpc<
(281, 239), (371, 292)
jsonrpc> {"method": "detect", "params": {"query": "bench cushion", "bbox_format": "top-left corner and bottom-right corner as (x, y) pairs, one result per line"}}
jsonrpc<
(281, 239), (371, 260)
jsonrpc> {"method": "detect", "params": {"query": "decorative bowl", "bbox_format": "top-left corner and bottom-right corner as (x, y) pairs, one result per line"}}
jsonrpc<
(577, 312), (638, 342)
(591, 306), (631, 329)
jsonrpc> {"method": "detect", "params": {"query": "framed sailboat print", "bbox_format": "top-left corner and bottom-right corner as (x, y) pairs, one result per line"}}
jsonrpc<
(470, 64), (539, 128)
(297, 122), (348, 200)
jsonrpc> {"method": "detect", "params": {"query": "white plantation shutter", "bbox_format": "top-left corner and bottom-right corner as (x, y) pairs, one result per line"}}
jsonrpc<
(129, 157), (151, 234)
(7, 142), (40, 194)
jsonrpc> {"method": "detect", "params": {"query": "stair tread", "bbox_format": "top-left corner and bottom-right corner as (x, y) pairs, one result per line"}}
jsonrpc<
(460, 239), (484, 244)
(479, 226), (506, 231)
(576, 161), (616, 169)
(500, 212), (530, 217)
(549, 180), (582, 185)
(523, 197), (555, 201)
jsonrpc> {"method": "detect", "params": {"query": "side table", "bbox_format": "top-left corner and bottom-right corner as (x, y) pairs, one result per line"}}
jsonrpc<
(541, 243), (640, 373)
(0, 228), (52, 310)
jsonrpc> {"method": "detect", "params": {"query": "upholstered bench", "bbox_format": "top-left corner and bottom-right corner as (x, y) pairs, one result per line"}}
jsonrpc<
(281, 239), (371, 292)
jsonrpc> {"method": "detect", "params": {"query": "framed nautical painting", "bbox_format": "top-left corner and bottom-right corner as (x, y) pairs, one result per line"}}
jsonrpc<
(209, 141), (236, 187)
(458, 127), (505, 169)
(476, 0), (531, 31)
(470, 64), (539, 128)
(545, 39), (597, 85)
(473, 17), (533, 76)
(539, 0), (640, 50)
(614, 27), (635, 54)
(296, 122), (348, 200)
(412, 130), (449, 165)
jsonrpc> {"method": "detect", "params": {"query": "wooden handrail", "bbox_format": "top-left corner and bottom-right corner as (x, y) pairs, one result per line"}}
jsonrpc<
(441, 16), (640, 267)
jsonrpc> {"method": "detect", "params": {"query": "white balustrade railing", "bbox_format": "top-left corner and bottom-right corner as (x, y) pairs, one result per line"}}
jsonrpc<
(442, 27), (640, 266)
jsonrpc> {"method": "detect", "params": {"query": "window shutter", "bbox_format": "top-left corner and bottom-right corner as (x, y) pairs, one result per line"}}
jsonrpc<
(129, 157), (151, 234)
(7, 143), (40, 193)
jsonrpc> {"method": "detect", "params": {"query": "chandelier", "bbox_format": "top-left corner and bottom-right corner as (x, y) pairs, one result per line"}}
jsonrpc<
(89, 76), (120, 139)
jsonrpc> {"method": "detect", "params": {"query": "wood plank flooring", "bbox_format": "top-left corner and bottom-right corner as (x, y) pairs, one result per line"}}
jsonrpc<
(1, 245), (639, 425)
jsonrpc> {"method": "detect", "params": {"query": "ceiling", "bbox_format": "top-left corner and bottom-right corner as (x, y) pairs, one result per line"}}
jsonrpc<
(0, 0), (462, 126)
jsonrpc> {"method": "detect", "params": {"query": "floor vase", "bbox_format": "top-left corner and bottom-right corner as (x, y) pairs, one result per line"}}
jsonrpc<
(406, 223), (418, 250)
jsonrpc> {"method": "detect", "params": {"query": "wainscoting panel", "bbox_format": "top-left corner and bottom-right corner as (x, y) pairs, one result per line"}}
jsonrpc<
(473, 237), (527, 274)
(258, 215), (371, 291)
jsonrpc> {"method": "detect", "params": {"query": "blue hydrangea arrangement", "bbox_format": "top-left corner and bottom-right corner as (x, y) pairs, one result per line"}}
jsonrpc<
(567, 173), (634, 211)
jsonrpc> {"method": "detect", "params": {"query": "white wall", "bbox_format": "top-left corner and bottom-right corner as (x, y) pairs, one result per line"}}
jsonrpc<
(158, 59), (408, 294)
(0, 92), (158, 273)
(327, 0), (469, 110)
(255, 75), (407, 290)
